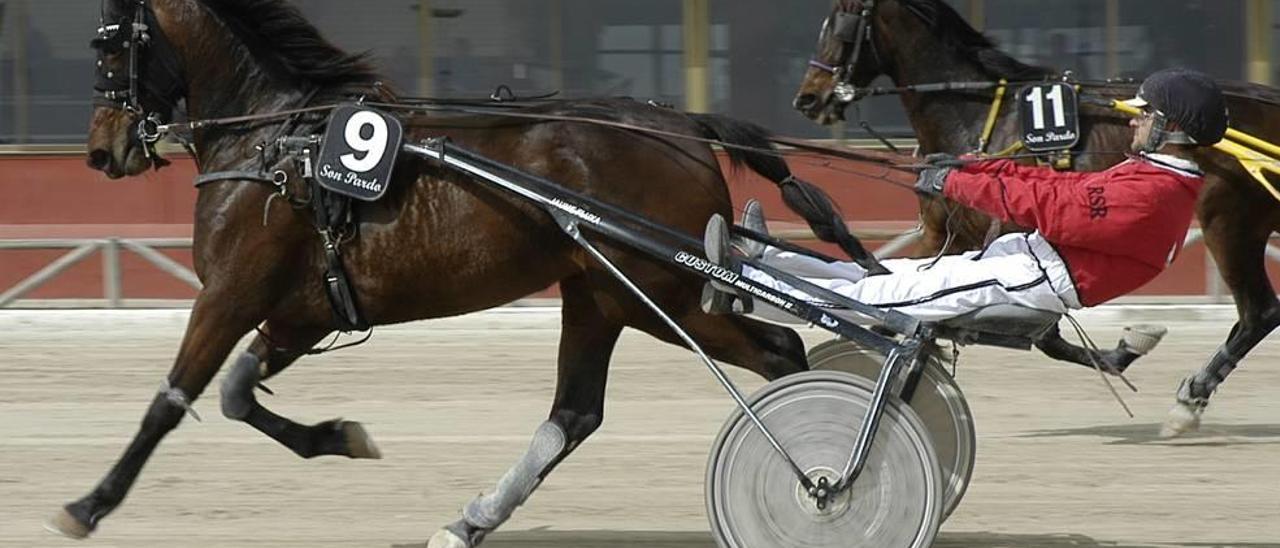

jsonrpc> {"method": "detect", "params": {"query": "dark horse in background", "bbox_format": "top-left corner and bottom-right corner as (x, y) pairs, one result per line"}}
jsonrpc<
(794, 0), (1280, 437)
(52, 0), (881, 545)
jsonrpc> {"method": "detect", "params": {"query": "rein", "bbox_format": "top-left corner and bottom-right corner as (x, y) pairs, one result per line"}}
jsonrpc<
(151, 98), (927, 178)
(146, 104), (341, 144)
(847, 76), (1138, 100)
(152, 95), (1140, 199)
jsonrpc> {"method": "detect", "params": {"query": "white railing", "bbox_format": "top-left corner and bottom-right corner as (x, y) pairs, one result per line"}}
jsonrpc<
(0, 228), (1274, 308)
(0, 238), (199, 308)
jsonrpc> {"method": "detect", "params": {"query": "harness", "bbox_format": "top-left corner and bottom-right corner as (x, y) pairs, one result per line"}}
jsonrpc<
(193, 133), (370, 333)
(92, 0), (187, 165)
(192, 105), (371, 333)
(93, 0), (371, 336)
(807, 0), (882, 106)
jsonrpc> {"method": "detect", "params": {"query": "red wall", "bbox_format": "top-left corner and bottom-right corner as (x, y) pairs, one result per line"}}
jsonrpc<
(1, 155), (199, 299)
(0, 152), (1258, 301)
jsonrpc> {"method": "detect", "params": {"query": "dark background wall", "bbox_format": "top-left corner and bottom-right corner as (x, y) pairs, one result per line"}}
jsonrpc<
(0, 0), (1263, 143)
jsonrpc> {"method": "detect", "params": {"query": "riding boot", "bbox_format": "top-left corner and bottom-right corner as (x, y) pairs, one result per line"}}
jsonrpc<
(734, 199), (768, 259)
(702, 214), (753, 315)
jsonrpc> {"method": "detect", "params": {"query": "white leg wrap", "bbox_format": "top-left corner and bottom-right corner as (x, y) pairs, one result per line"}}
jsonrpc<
(462, 420), (567, 530)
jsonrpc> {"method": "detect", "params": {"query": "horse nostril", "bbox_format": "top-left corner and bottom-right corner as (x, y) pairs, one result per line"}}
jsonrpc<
(87, 149), (111, 171)
(794, 94), (818, 111)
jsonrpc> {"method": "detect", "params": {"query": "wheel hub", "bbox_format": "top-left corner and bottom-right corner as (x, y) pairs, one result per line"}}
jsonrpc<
(797, 470), (851, 518)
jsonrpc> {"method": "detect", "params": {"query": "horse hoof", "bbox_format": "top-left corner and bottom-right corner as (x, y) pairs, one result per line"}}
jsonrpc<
(44, 508), (92, 539)
(427, 528), (470, 548)
(1122, 324), (1167, 355)
(1160, 401), (1203, 438)
(341, 421), (382, 459)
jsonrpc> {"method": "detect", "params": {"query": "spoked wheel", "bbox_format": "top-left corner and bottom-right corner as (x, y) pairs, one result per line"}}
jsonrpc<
(808, 339), (976, 521)
(706, 370), (942, 548)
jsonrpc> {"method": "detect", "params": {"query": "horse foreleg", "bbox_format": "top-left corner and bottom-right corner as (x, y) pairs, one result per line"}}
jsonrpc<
(220, 324), (382, 459)
(1163, 216), (1280, 438)
(429, 276), (623, 548)
(46, 289), (263, 538)
(1163, 307), (1280, 437)
(1033, 324), (1167, 374)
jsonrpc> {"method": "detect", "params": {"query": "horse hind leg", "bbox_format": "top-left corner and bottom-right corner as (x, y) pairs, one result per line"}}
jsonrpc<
(627, 303), (809, 382)
(579, 256), (808, 381)
(429, 275), (623, 548)
(220, 322), (382, 459)
(424, 269), (809, 547)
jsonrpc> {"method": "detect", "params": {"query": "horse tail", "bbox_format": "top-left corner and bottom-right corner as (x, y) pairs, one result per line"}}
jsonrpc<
(689, 113), (881, 269)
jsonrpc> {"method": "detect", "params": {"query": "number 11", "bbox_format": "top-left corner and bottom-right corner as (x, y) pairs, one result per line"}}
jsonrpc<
(1026, 86), (1067, 130)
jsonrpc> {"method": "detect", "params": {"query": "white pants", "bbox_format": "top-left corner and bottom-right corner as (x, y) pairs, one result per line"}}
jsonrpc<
(744, 232), (1082, 323)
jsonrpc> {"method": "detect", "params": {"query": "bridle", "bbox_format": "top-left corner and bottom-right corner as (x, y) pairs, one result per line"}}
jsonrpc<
(91, 0), (187, 164)
(807, 0), (881, 105)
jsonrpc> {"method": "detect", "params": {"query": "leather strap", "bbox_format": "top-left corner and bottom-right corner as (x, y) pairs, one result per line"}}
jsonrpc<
(194, 170), (276, 187)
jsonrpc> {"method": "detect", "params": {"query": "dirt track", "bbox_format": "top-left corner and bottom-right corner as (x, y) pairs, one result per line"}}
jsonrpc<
(1, 307), (1277, 548)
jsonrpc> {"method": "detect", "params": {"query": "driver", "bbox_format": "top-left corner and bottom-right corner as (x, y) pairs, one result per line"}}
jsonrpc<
(704, 68), (1227, 324)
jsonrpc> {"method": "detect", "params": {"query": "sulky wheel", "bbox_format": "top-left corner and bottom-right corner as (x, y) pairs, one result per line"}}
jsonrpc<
(807, 339), (976, 521)
(706, 370), (942, 548)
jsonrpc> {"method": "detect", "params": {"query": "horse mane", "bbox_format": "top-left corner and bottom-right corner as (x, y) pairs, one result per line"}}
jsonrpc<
(196, 0), (381, 88)
(899, 0), (1054, 80)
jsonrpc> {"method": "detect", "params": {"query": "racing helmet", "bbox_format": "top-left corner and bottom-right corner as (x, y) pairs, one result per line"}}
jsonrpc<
(1123, 68), (1228, 150)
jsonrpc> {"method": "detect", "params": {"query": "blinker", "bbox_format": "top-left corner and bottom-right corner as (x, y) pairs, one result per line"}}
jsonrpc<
(833, 12), (860, 43)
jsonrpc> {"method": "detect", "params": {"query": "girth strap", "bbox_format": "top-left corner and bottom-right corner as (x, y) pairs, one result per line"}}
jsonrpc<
(311, 188), (368, 332)
(321, 231), (367, 332)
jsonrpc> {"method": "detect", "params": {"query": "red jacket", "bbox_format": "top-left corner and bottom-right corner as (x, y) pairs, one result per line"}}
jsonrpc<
(943, 155), (1203, 306)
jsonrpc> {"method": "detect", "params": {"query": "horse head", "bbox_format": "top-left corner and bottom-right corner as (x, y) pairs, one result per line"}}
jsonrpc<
(793, 0), (892, 125)
(794, 0), (1003, 126)
(87, 0), (188, 178)
(86, 0), (381, 180)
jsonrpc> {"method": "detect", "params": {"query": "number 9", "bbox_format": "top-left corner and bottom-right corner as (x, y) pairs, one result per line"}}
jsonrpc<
(340, 111), (389, 172)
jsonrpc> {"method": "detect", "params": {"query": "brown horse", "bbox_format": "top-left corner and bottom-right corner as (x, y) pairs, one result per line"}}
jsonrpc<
(51, 0), (877, 544)
(793, 0), (1280, 436)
